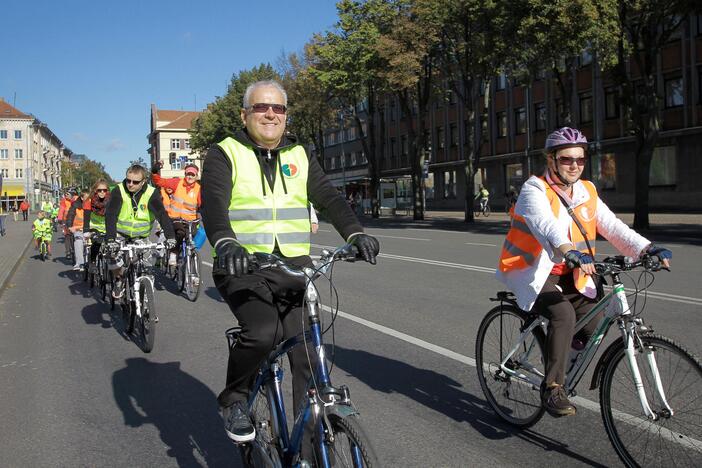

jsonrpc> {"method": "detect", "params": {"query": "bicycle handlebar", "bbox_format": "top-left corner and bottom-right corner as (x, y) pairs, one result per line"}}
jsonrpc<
(595, 254), (668, 276)
(250, 244), (359, 279)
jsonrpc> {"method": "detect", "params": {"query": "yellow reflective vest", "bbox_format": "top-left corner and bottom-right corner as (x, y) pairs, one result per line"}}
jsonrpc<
(116, 184), (155, 238)
(218, 137), (311, 257)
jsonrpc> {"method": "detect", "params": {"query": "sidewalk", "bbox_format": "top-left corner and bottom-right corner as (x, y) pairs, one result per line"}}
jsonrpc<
(0, 215), (35, 296)
(360, 209), (702, 245)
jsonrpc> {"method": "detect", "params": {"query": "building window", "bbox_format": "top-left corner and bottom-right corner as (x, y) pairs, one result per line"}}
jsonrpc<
(443, 170), (456, 199)
(329, 156), (335, 170)
(0, 130), (7, 139)
(14, 130), (22, 139)
(556, 99), (565, 126)
(514, 107), (526, 134)
(650, 146), (676, 186)
(14, 149), (23, 159)
(169, 152), (184, 170)
(350, 152), (357, 166)
(496, 73), (507, 91)
(425, 172), (434, 200)
(437, 126), (445, 149)
(327, 132), (335, 146)
(534, 104), (547, 131)
(184, 139), (191, 150)
(591, 152), (617, 190)
(390, 101), (396, 122)
(480, 113), (489, 141)
(505, 163), (523, 191)
(390, 137), (397, 160)
(450, 123), (458, 146)
(401, 135), (408, 156)
(580, 94), (593, 123)
(496, 112), (507, 138)
(0, 168), (8, 177)
(171, 139), (180, 150)
(605, 88), (620, 119)
(15, 168), (23, 178)
(348, 126), (356, 140)
(665, 77), (683, 108)
(580, 49), (593, 66)
(0, 149), (7, 159)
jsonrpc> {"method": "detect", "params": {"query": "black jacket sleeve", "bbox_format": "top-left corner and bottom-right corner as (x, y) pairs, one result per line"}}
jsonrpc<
(306, 155), (363, 240)
(201, 145), (235, 247)
(105, 186), (123, 240)
(148, 189), (176, 239)
(84, 209), (92, 231)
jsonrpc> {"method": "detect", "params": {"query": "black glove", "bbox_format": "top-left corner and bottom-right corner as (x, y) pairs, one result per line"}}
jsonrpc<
(106, 240), (120, 255)
(564, 250), (594, 269)
(164, 238), (177, 250)
(215, 239), (249, 277)
(349, 234), (380, 264)
(645, 244), (672, 262)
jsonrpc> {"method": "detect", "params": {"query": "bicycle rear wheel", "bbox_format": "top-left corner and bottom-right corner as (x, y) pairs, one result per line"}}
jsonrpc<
(475, 304), (546, 427)
(484, 204), (491, 217)
(317, 413), (378, 467)
(135, 278), (156, 353)
(600, 334), (702, 468)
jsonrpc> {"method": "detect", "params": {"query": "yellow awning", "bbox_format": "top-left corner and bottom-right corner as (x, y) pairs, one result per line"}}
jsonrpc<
(1, 183), (26, 197)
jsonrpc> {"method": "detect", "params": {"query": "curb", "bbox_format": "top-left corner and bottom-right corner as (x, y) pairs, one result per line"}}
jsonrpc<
(0, 236), (33, 298)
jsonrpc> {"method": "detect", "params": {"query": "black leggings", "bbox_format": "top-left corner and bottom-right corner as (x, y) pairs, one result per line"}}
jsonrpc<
(535, 273), (602, 386)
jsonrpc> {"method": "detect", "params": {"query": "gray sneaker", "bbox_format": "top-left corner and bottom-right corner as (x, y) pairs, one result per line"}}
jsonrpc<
(221, 401), (255, 443)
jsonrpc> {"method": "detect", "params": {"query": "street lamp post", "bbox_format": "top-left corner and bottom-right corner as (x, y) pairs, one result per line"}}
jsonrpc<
(339, 111), (347, 197)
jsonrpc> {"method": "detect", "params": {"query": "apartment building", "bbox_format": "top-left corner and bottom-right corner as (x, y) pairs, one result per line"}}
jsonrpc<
(0, 99), (69, 210)
(147, 105), (202, 178)
(322, 14), (702, 212)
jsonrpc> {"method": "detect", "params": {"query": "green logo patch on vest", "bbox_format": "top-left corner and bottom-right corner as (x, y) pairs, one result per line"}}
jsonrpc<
(282, 163), (299, 179)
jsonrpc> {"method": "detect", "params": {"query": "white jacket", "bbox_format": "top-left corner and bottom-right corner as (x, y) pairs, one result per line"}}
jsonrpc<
(495, 174), (650, 311)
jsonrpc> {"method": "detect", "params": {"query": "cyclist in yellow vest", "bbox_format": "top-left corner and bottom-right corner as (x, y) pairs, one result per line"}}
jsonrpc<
(32, 210), (53, 256)
(104, 164), (176, 298)
(82, 179), (111, 273)
(66, 189), (90, 271)
(151, 160), (202, 266)
(201, 80), (379, 446)
(496, 127), (672, 417)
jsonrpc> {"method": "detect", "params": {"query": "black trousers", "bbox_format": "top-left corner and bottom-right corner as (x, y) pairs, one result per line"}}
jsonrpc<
(214, 275), (318, 411)
(535, 273), (602, 386)
(22, 210), (28, 221)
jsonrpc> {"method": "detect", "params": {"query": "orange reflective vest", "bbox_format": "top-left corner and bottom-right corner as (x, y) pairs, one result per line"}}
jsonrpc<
(72, 207), (84, 230)
(498, 177), (598, 294)
(169, 179), (200, 220)
(161, 188), (176, 218)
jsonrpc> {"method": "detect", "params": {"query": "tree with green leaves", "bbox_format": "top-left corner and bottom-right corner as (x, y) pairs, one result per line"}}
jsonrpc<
(61, 158), (113, 191)
(375, 0), (443, 220)
(190, 64), (280, 154)
(606, 1), (698, 229)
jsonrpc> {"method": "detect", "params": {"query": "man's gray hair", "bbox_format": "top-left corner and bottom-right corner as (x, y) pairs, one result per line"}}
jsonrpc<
(242, 80), (288, 108)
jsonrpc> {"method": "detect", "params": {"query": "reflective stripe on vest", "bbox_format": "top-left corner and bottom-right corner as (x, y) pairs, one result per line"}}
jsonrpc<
(116, 184), (155, 238)
(498, 177), (598, 294)
(217, 137), (311, 257)
(170, 179), (199, 220)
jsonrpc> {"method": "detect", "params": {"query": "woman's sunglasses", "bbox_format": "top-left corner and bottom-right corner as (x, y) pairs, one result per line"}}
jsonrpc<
(556, 156), (586, 167)
(96, 188), (109, 193)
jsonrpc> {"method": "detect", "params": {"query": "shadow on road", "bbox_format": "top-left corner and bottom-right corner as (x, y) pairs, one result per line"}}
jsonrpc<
(81, 301), (114, 329)
(112, 358), (240, 467)
(331, 345), (607, 467)
(205, 286), (225, 303)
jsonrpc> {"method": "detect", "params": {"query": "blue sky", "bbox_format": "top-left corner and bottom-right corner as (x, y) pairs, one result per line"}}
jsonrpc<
(1, 0), (339, 180)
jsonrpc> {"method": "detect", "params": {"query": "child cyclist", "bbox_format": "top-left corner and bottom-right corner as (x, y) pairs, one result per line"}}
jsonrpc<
(32, 210), (53, 257)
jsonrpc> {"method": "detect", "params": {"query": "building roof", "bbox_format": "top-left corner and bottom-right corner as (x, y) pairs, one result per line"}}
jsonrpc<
(0, 98), (32, 119)
(151, 105), (200, 131)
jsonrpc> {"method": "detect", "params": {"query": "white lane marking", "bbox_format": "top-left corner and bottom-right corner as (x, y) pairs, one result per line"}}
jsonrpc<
(372, 234), (430, 241)
(203, 261), (213, 267)
(311, 244), (702, 306)
(318, 229), (332, 232)
(464, 242), (497, 247)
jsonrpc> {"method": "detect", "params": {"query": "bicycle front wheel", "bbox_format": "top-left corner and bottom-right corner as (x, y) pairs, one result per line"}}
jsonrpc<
(136, 278), (156, 353)
(600, 334), (702, 468)
(184, 251), (202, 302)
(318, 413), (378, 468)
(476, 304), (546, 427)
(484, 204), (491, 217)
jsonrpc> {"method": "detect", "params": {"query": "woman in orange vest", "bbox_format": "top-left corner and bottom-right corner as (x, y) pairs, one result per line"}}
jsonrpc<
(151, 161), (201, 266)
(496, 127), (672, 418)
(66, 189), (90, 271)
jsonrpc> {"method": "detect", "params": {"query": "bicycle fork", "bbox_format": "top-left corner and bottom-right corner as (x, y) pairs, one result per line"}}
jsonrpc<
(621, 321), (674, 420)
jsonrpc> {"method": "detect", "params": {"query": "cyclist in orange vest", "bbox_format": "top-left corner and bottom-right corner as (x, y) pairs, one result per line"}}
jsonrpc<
(66, 189), (90, 271)
(496, 127), (672, 418)
(151, 160), (201, 266)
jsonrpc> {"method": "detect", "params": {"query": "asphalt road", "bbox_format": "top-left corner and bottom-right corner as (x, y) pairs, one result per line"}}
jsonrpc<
(0, 222), (700, 467)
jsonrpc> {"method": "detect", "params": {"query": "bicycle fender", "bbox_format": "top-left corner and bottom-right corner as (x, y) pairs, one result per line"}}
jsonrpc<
(325, 403), (359, 419)
(589, 336), (625, 390)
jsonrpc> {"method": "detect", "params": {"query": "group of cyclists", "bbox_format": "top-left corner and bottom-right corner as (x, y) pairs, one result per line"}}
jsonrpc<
(28, 79), (677, 466)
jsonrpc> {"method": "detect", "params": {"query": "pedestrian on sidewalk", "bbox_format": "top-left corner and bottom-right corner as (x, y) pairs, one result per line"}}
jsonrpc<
(20, 199), (29, 221)
(12, 203), (19, 222)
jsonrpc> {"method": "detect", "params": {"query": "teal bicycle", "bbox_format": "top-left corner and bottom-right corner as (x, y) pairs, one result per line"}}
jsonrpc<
(476, 255), (702, 467)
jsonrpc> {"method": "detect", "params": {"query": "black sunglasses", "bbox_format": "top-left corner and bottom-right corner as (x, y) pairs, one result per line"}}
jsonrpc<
(96, 188), (109, 193)
(126, 178), (144, 185)
(248, 103), (287, 115)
